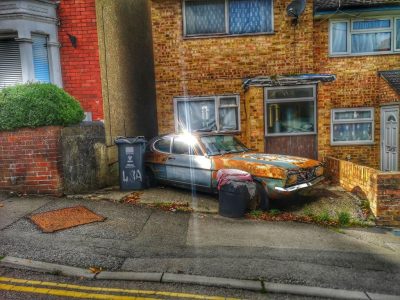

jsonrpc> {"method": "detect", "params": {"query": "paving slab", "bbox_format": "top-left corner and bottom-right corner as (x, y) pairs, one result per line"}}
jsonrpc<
(0, 197), (53, 230)
(4, 198), (153, 240)
(134, 209), (190, 246)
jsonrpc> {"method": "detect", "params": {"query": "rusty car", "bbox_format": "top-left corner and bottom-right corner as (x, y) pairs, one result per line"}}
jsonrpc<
(144, 133), (324, 209)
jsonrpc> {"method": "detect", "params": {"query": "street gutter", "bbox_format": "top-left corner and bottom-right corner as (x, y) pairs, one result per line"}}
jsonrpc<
(1, 256), (399, 300)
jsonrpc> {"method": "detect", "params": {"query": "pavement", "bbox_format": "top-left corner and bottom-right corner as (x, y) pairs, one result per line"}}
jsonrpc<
(0, 188), (400, 299)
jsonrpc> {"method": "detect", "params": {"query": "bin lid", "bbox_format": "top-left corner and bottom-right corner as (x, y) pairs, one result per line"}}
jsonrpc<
(115, 136), (146, 145)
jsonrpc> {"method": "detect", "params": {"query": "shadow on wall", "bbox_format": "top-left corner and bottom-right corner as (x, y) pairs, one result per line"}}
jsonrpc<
(96, 0), (158, 146)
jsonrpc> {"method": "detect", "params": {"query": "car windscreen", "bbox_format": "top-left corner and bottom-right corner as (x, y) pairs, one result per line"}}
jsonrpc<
(200, 135), (248, 156)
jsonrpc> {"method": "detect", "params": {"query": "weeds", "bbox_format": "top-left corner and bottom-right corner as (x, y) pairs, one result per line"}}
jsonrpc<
(315, 210), (331, 223)
(337, 211), (351, 226)
(249, 210), (263, 218)
(269, 209), (281, 216)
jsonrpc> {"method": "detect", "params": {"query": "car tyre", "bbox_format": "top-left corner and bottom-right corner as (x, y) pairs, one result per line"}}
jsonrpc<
(145, 168), (158, 188)
(255, 181), (270, 211)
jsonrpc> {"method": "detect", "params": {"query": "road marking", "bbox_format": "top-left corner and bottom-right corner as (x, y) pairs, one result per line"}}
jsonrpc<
(0, 283), (158, 300)
(0, 277), (240, 300)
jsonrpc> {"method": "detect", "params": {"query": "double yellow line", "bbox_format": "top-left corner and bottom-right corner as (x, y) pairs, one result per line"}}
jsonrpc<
(0, 276), (240, 300)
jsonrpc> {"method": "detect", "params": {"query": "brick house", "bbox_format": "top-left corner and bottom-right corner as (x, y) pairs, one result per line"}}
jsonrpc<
(1, 0), (399, 174)
(150, 0), (400, 171)
(0, 0), (158, 179)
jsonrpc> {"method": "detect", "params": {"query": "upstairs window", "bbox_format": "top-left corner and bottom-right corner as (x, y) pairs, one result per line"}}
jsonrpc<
(183, 0), (273, 37)
(330, 17), (400, 55)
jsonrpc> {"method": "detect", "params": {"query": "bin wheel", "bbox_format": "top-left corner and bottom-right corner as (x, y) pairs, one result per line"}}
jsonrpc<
(255, 181), (270, 211)
(145, 168), (158, 188)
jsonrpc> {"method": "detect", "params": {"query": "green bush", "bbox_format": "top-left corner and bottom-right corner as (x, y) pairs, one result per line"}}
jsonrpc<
(337, 211), (351, 226)
(0, 83), (84, 131)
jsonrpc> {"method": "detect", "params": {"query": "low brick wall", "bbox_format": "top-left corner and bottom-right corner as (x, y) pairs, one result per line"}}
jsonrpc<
(325, 157), (400, 226)
(0, 126), (63, 195)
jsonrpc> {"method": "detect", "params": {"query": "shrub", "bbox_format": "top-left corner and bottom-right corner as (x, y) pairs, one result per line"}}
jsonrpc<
(0, 83), (84, 131)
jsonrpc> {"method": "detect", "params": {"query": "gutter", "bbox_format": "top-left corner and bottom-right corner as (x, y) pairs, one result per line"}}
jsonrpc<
(314, 5), (400, 19)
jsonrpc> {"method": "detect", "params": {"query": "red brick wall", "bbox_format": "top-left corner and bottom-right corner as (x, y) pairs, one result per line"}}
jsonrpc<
(325, 157), (400, 226)
(0, 127), (63, 196)
(58, 0), (104, 121)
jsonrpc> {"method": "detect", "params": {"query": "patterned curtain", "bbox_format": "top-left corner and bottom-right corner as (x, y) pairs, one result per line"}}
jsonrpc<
(185, 0), (226, 35)
(229, 0), (272, 34)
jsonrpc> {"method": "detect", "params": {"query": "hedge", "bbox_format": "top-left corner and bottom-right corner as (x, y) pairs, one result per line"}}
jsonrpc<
(0, 83), (84, 131)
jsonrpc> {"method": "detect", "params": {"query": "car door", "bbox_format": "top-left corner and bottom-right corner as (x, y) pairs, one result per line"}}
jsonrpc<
(167, 136), (212, 188)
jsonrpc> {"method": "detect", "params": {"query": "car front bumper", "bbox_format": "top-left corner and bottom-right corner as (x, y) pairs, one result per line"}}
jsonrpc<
(274, 176), (324, 193)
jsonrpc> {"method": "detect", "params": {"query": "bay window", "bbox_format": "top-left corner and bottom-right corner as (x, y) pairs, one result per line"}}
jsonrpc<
(183, 0), (273, 37)
(330, 17), (400, 55)
(331, 108), (374, 145)
(174, 95), (240, 132)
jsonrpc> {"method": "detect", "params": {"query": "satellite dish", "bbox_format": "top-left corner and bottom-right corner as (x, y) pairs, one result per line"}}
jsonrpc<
(286, 0), (306, 19)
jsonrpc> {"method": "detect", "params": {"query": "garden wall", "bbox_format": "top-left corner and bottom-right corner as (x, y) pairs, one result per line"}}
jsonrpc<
(325, 157), (400, 226)
(0, 126), (63, 195)
(0, 123), (110, 196)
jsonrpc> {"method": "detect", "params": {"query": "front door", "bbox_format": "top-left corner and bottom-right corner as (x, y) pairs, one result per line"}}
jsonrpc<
(381, 106), (399, 171)
(264, 85), (318, 159)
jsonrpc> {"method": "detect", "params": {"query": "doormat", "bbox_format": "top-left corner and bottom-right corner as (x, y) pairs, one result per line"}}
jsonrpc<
(29, 206), (106, 233)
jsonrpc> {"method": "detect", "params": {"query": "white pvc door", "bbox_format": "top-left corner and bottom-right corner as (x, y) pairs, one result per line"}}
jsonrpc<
(381, 106), (399, 171)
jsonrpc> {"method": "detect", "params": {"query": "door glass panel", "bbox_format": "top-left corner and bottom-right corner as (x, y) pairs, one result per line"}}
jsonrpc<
(387, 115), (396, 122)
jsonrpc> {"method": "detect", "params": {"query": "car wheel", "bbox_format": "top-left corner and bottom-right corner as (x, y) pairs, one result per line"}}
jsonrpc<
(145, 168), (158, 188)
(255, 181), (270, 211)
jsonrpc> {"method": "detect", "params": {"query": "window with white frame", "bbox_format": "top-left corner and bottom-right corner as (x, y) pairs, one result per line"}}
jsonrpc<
(183, 0), (273, 37)
(174, 95), (240, 132)
(331, 108), (374, 145)
(32, 34), (51, 83)
(0, 35), (23, 88)
(330, 17), (400, 55)
(265, 85), (316, 136)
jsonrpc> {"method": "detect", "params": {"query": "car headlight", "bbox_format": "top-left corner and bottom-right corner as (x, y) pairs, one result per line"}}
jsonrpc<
(286, 174), (298, 186)
(315, 166), (324, 177)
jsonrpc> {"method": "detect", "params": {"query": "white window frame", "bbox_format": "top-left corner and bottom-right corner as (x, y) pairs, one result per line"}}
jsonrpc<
(182, 0), (274, 37)
(329, 16), (400, 56)
(174, 95), (240, 133)
(395, 17), (400, 51)
(331, 107), (375, 146)
(264, 85), (317, 137)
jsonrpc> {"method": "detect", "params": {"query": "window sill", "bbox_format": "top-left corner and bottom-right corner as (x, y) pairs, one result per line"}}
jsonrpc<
(329, 51), (400, 58)
(183, 32), (276, 40)
(330, 142), (375, 146)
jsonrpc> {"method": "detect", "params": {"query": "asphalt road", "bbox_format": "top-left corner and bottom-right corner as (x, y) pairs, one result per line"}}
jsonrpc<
(0, 195), (399, 297)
